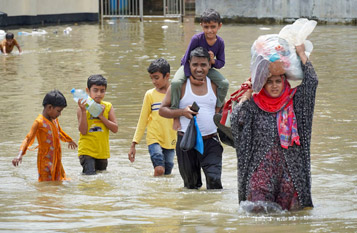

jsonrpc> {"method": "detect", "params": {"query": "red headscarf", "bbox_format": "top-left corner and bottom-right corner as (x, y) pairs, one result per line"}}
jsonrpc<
(253, 76), (300, 149)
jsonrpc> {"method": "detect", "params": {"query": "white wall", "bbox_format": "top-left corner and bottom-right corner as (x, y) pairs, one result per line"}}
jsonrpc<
(195, 0), (357, 24)
(0, 0), (98, 16)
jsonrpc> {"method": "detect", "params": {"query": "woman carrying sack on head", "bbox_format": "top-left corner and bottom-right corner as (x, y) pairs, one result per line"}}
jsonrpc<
(231, 42), (318, 212)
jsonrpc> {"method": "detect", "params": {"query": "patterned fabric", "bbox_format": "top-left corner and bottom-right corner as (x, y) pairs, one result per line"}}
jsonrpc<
(231, 61), (318, 208)
(247, 140), (300, 210)
(20, 114), (73, 182)
(277, 103), (300, 148)
(253, 78), (300, 149)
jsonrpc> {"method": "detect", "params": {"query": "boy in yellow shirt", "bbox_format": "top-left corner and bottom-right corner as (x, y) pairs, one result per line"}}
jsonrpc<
(128, 58), (177, 176)
(77, 75), (118, 175)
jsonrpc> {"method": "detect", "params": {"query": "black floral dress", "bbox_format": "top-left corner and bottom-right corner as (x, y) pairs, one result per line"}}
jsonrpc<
(231, 61), (318, 209)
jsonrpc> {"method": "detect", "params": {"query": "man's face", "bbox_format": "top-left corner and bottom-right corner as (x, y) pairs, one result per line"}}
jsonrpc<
(189, 56), (210, 84)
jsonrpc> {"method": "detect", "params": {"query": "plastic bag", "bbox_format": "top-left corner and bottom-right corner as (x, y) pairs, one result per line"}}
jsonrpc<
(180, 118), (196, 151)
(279, 18), (317, 46)
(250, 18), (317, 92)
(193, 116), (204, 154)
(180, 116), (204, 154)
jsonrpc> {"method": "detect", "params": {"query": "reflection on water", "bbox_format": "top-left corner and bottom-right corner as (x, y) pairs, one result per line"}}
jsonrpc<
(0, 19), (356, 232)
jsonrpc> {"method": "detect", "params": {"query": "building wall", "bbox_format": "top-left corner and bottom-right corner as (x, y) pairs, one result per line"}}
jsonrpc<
(0, 0), (98, 16)
(0, 0), (98, 27)
(195, 0), (357, 24)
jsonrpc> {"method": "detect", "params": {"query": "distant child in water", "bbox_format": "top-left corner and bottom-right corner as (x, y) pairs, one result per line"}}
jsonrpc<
(77, 75), (118, 175)
(0, 32), (22, 55)
(12, 90), (77, 182)
(170, 8), (229, 130)
(128, 58), (177, 176)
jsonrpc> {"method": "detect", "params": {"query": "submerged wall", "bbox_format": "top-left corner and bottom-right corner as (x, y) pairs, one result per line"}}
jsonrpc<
(195, 0), (357, 25)
(0, 0), (98, 27)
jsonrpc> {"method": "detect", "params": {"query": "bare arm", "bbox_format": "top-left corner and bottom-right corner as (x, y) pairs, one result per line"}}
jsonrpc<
(77, 99), (88, 135)
(128, 142), (137, 162)
(1, 42), (7, 55)
(98, 105), (118, 133)
(296, 44), (308, 65)
(159, 86), (196, 119)
(12, 151), (23, 166)
(14, 40), (22, 53)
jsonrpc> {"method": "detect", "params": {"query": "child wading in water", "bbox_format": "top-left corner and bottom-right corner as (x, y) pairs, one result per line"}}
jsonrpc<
(171, 8), (229, 130)
(12, 90), (77, 181)
(128, 58), (177, 176)
(77, 75), (118, 175)
(0, 32), (22, 55)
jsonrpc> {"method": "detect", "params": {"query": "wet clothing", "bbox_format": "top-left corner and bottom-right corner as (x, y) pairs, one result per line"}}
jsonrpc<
(231, 61), (318, 209)
(78, 101), (112, 160)
(171, 32), (228, 109)
(79, 155), (108, 175)
(247, 139), (300, 210)
(132, 88), (176, 149)
(176, 133), (223, 189)
(148, 143), (175, 175)
(19, 114), (73, 182)
(0, 38), (20, 53)
(177, 77), (223, 189)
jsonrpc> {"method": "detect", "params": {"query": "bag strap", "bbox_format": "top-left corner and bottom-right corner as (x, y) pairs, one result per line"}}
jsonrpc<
(220, 78), (252, 125)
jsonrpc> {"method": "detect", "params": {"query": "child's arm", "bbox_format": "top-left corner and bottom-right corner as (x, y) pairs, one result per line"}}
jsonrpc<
(128, 142), (137, 162)
(67, 141), (78, 149)
(12, 151), (23, 167)
(211, 41), (225, 69)
(14, 39), (22, 53)
(77, 99), (88, 135)
(57, 120), (78, 149)
(98, 105), (118, 133)
(128, 92), (152, 162)
(12, 120), (39, 167)
(1, 41), (7, 55)
(0, 42), (5, 54)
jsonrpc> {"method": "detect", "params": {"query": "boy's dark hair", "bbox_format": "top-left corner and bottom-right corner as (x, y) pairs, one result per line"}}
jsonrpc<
(147, 58), (170, 77)
(42, 90), (67, 107)
(189, 47), (210, 62)
(87, 74), (107, 89)
(200, 9), (221, 24)
(5, 32), (14, 40)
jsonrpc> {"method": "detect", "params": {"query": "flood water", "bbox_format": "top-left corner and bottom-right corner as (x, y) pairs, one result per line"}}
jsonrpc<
(0, 18), (356, 232)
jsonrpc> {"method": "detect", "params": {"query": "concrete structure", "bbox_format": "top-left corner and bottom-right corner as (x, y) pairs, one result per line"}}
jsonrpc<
(195, 0), (357, 25)
(0, 0), (98, 27)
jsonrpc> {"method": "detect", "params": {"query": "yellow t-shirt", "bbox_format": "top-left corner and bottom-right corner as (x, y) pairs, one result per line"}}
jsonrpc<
(133, 88), (177, 149)
(78, 101), (112, 159)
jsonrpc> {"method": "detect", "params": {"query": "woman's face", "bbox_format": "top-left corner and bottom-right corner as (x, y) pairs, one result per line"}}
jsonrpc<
(264, 75), (284, 98)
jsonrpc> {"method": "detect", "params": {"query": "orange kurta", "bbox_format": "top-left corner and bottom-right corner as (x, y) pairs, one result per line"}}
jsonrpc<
(20, 114), (73, 182)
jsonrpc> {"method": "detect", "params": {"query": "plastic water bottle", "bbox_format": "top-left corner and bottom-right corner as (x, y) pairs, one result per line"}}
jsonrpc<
(71, 88), (103, 117)
(18, 31), (31, 36)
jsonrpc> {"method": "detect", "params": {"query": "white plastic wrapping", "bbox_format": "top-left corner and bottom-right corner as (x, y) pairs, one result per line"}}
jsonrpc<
(250, 18), (317, 92)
